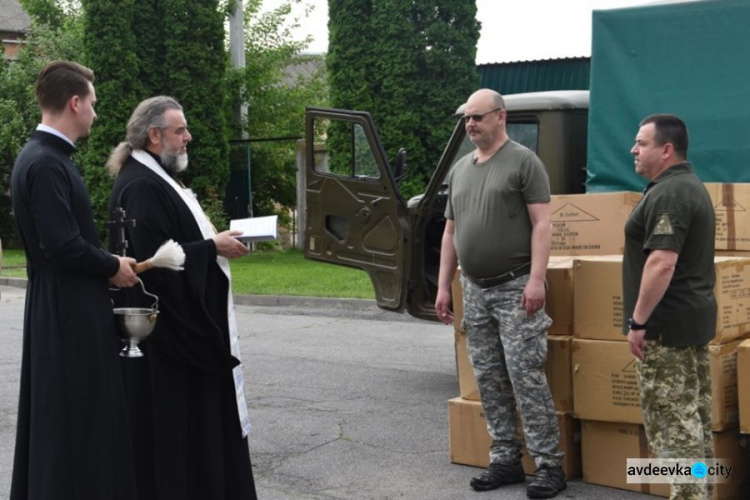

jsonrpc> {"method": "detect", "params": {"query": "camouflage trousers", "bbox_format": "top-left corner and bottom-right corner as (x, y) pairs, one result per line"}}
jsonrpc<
(461, 274), (563, 468)
(636, 341), (713, 500)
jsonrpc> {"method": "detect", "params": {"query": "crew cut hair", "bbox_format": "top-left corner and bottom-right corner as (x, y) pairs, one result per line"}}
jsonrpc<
(640, 113), (689, 158)
(35, 60), (95, 113)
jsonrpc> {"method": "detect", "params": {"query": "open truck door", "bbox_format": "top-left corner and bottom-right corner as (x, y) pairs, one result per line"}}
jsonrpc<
(304, 108), (411, 311)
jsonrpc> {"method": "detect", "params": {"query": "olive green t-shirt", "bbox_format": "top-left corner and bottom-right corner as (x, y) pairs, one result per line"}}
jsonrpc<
(622, 162), (716, 346)
(445, 140), (550, 279)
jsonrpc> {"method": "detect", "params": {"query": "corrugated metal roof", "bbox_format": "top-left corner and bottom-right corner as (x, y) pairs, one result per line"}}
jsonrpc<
(0, 0), (30, 33)
(478, 57), (590, 95)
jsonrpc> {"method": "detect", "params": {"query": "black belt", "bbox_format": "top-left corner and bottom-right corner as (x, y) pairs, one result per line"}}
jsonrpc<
(466, 263), (531, 289)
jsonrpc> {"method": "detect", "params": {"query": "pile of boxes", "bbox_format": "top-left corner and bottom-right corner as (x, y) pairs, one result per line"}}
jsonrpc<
(447, 187), (750, 498)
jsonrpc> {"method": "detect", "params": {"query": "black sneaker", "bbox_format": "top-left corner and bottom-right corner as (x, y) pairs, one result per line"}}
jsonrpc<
(527, 464), (566, 499)
(469, 461), (525, 491)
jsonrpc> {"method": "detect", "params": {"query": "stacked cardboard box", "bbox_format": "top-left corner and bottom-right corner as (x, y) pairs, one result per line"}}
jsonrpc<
(551, 191), (750, 495)
(448, 191), (750, 495)
(572, 338), (742, 431)
(705, 183), (750, 252)
(582, 420), (750, 499)
(546, 257), (576, 335)
(572, 255), (750, 344)
(569, 254), (750, 494)
(551, 185), (750, 255)
(549, 192), (642, 256)
(448, 398), (581, 479)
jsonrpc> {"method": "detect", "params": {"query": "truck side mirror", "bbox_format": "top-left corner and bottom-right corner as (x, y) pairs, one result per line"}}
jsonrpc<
(394, 148), (407, 184)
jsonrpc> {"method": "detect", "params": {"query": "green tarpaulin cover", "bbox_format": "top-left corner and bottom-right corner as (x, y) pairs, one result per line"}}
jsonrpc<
(586, 0), (750, 192)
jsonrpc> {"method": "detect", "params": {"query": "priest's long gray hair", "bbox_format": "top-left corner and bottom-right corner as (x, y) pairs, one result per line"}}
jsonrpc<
(106, 96), (183, 176)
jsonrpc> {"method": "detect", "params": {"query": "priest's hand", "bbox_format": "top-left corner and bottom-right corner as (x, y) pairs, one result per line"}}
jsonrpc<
(214, 230), (250, 259)
(109, 256), (139, 287)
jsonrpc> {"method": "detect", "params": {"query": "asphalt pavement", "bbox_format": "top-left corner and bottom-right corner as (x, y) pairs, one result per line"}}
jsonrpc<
(0, 281), (657, 499)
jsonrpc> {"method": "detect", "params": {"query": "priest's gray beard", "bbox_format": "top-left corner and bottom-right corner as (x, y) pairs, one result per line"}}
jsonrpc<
(160, 149), (189, 174)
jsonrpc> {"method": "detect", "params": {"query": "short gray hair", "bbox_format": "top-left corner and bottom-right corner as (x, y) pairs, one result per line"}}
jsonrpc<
(106, 96), (183, 175)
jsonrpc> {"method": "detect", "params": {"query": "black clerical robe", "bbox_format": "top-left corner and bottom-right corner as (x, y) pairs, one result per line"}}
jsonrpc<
(108, 153), (257, 500)
(9, 131), (136, 500)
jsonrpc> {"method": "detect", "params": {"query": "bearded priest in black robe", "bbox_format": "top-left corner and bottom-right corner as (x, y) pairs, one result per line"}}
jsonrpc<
(10, 61), (139, 499)
(106, 96), (257, 500)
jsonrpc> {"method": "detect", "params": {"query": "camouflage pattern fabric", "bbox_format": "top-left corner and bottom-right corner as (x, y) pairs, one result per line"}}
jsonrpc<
(637, 342), (713, 500)
(461, 274), (564, 468)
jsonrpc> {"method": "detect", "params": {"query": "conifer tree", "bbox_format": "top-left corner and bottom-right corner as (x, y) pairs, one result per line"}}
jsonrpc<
(328, 0), (480, 198)
(81, 0), (142, 236)
(158, 0), (231, 201)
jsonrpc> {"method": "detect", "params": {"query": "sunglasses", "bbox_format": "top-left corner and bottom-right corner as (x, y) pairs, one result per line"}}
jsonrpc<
(461, 107), (503, 123)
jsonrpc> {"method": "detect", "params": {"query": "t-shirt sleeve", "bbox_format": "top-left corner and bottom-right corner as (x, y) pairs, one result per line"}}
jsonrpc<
(520, 152), (551, 204)
(642, 193), (688, 253)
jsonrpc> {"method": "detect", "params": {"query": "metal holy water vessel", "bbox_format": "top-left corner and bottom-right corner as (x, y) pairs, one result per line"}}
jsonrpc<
(113, 278), (159, 358)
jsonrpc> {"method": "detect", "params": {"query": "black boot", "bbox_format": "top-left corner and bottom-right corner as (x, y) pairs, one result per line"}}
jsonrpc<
(469, 462), (525, 491)
(527, 464), (566, 498)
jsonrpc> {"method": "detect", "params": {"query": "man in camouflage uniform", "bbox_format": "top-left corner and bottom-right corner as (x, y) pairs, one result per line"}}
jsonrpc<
(623, 114), (716, 500)
(435, 89), (565, 499)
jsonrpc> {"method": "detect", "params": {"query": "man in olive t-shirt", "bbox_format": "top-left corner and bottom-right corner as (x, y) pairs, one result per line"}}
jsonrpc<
(623, 114), (716, 500)
(435, 89), (565, 499)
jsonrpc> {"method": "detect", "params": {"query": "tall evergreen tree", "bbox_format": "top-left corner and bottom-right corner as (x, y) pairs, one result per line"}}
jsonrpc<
(81, 0), (142, 237)
(328, 0), (480, 198)
(158, 0), (231, 204)
(132, 0), (165, 96)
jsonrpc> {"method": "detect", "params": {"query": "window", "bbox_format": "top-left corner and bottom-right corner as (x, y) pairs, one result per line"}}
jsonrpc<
(313, 118), (381, 180)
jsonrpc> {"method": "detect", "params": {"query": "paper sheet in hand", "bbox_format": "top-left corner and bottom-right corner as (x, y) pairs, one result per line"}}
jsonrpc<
(230, 215), (278, 243)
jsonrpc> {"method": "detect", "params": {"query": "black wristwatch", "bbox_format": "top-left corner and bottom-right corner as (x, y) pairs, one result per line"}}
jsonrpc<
(627, 318), (647, 330)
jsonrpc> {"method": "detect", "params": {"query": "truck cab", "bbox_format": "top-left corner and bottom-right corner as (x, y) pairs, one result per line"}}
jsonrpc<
(303, 90), (588, 321)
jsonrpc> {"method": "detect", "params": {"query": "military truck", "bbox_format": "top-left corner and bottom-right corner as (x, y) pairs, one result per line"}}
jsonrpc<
(303, 91), (588, 321)
(302, 0), (750, 321)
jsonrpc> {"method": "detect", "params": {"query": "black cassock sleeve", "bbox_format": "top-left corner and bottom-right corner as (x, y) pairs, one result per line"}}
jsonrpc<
(28, 154), (119, 278)
(113, 176), (238, 372)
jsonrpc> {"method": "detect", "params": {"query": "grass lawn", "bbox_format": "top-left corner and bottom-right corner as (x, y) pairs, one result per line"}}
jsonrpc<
(1, 249), (27, 278)
(0, 248), (376, 299)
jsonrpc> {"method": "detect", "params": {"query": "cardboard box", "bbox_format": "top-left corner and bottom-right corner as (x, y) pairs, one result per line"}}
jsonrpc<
(573, 255), (750, 344)
(549, 192), (641, 256)
(581, 420), (669, 497)
(448, 397), (581, 479)
(581, 420), (750, 499)
(573, 256), (625, 341)
(706, 183), (750, 251)
(546, 257), (576, 335)
(738, 339), (750, 434)
(456, 334), (574, 413)
(572, 339), (741, 431)
(714, 256), (750, 344)
(546, 336), (575, 414)
(454, 327), (478, 401)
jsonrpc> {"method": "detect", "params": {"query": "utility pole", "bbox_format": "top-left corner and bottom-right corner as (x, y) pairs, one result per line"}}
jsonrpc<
(228, 0), (252, 218)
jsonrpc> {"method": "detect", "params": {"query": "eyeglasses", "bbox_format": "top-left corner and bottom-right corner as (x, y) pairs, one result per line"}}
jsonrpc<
(461, 107), (503, 123)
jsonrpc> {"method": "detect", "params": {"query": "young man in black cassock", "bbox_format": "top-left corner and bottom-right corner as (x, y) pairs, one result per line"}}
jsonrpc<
(106, 96), (257, 499)
(9, 61), (139, 499)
